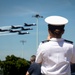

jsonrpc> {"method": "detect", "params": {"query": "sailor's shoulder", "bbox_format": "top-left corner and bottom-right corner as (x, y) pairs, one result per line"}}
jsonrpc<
(42, 40), (50, 43)
(64, 39), (73, 44)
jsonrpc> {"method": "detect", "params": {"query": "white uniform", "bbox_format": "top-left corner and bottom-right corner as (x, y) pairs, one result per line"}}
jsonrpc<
(36, 38), (75, 75)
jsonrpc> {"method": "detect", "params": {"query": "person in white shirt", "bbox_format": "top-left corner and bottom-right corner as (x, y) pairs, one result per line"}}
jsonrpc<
(35, 16), (75, 75)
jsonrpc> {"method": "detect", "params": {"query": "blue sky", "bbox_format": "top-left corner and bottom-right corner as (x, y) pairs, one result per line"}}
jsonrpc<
(0, 0), (75, 60)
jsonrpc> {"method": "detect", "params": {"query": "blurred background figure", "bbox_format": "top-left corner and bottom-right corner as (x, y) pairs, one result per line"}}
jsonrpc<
(25, 55), (41, 75)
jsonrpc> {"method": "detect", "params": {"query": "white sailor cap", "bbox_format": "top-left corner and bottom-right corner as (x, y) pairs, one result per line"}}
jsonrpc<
(45, 16), (68, 26)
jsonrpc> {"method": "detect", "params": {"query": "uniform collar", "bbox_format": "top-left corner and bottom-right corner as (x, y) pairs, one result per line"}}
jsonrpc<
(50, 38), (64, 42)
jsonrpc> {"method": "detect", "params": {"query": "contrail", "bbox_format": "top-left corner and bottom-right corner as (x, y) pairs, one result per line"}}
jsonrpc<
(0, 26), (11, 29)
(0, 25), (23, 29)
(0, 33), (17, 36)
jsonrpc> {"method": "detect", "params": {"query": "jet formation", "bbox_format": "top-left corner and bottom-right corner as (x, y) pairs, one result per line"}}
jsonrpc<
(24, 23), (36, 26)
(0, 23), (36, 35)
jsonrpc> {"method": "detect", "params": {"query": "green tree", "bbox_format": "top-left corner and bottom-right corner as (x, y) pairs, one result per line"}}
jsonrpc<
(0, 60), (3, 75)
(1, 55), (30, 75)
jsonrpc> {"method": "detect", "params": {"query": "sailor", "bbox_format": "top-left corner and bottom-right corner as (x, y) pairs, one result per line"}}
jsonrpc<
(35, 16), (75, 75)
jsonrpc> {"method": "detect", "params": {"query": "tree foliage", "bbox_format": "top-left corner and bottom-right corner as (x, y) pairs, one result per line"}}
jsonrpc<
(0, 55), (30, 75)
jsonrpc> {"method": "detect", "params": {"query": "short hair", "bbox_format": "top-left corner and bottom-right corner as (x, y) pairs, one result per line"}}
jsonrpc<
(30, 55), (36, 62)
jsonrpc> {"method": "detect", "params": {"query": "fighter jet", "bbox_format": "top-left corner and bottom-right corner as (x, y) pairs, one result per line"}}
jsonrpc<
(21, 27), (33, 31)
(18, 31), (29, 35)
(0, 29), (9, 32)
(11, 25), (22, 29)
(9, 29), (20, 33)
(24, 23), (36, 26)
